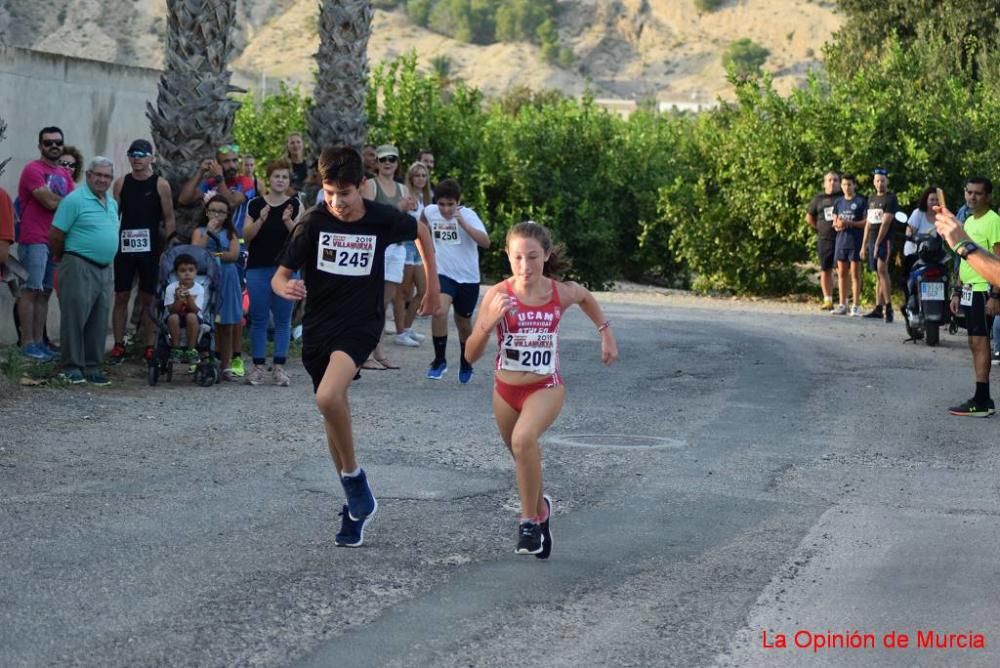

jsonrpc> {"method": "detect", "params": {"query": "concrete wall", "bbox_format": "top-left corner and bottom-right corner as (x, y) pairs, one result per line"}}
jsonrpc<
(0, 47), (162, 345)
(0, 46), (162, 195)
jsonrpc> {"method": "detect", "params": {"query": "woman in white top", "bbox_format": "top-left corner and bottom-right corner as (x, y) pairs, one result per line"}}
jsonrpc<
(360, 144), (416, 369)
(904, 185), (941, 257)
(391, 161), (432, 347)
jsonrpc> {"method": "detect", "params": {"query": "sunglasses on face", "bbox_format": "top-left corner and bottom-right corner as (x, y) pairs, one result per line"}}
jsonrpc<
(378, 156), (398, 164)
(42, 139), (64, 147)
(128, 151), (152, 158)
(58, 160), (76, 168)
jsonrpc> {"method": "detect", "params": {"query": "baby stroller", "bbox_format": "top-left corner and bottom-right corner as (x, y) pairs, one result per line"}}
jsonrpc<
(148, 243), (221, 387)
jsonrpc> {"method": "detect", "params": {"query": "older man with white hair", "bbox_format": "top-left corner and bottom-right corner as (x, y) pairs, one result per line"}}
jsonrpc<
(48, 156), (120, 385)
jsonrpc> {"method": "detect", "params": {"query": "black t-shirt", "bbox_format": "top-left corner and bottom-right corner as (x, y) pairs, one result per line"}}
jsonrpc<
(277, 200), (417, 347)
(865, 191), (899, 228)
(290, 161), (308, 193)
(807, 191), (841, 240)
(246, 196), (301, 269)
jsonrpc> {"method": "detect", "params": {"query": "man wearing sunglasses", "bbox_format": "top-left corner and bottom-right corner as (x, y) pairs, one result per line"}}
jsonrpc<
(15, 126), (75, 362)
(108, 139), (176, 364)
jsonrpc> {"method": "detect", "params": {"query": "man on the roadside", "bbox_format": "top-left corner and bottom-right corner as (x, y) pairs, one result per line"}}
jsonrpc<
(860, 168), (899, 322)
(48, 157), (119, 386)
(831, 173), (867, 316)
(109, 139), (176, 364)
(16, 126), (75, 361)
(805, 170), (841, 310)
(933, 177), (1000, 417)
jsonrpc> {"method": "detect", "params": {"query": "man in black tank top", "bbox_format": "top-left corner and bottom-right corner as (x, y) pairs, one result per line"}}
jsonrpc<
(109, 139), (176, 363)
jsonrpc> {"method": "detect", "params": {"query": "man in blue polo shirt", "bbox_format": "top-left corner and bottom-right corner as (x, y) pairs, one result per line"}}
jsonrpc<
(48, 157), (120, 385)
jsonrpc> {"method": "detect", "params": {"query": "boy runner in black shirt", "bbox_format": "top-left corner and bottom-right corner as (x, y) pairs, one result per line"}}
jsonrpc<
(273, 146), (440, 546)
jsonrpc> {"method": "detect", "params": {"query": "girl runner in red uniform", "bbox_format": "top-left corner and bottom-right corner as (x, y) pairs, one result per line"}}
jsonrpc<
(464, 222), (618, 557)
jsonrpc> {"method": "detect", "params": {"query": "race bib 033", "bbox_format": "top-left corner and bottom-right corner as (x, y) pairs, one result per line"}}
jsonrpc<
(121, 228), (151, 253)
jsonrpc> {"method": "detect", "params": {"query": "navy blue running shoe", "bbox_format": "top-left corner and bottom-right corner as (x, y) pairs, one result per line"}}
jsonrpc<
(341, 468), (378, 521)
(334, 505), (372, 547)
(458, 366), (474, 384)
(426, 361), (448, 380)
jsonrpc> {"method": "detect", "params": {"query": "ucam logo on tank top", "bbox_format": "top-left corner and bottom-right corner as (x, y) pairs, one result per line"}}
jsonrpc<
(497, 280), (563, 377)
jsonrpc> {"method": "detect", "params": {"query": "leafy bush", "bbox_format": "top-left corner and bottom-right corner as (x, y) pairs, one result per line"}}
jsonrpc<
(234, 30), (1000, 295)
(232, 83), (312, 178)
(693, 0), (725, 11)
(722, 38), (770, 76)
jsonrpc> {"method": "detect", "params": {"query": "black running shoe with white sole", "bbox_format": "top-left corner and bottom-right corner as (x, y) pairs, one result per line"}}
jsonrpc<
(536, 495), (553, 560)
(515, 520), (543, 555)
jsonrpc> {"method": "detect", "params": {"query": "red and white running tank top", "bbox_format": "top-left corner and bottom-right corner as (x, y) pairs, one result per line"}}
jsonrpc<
(495, 279), (563, 382)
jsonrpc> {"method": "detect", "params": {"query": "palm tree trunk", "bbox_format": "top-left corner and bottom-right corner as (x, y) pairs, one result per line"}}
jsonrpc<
(147, 0), (242, 240)
(308, 0), (374, 154)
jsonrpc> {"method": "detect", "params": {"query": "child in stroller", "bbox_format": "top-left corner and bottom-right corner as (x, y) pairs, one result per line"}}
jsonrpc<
(148, 244), (221, 386)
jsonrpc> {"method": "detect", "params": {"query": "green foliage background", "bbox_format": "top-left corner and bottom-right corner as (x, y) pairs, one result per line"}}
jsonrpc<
(233, 6), (1000, 294)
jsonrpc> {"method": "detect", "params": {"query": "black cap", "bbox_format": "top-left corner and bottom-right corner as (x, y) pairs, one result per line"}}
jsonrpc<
(128, 139), (154, 154)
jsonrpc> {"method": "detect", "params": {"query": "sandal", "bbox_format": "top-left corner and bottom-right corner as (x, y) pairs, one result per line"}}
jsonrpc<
(361, 357), (385, 370)
(373, 355), (399, 370)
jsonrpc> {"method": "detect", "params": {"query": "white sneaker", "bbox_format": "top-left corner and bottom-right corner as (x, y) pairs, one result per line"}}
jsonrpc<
(272, 366), (290, 387)
(394, 332), (420, 347)
(246, 364), (266, 386)
(850, 305), (862, 317)
(831, 304), (847, 315)
(404, 329), (425, 342)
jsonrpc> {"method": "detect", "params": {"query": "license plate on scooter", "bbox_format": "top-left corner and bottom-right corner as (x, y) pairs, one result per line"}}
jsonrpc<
(920, 282), (945, 301)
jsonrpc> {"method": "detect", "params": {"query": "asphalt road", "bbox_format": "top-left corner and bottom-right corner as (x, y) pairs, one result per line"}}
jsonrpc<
(2, 291), (998, 667)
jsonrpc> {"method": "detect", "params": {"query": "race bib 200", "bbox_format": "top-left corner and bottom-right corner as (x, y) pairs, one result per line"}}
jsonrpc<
(500, 332), (557, 375)
(121, 229), (151, 253)
(317, 232), (376, 276)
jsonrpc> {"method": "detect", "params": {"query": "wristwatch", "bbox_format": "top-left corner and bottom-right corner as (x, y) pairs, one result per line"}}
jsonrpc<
(955, 240), (980, 259)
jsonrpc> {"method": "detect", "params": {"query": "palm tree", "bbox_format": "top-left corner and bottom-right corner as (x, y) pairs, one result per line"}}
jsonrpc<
(308, 0), (374, 153)
(147, 0), (242, 239)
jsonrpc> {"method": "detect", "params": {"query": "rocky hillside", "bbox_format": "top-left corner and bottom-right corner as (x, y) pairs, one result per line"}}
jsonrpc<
(6, 0), (841, 102)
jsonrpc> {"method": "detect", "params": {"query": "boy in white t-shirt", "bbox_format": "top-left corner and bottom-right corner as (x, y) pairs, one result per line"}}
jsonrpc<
(164, 254), (206, 362)
(421, 179), (490, 383)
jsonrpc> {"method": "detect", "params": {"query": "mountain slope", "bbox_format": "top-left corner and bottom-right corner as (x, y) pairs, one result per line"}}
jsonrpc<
(7, 0), (841, 102)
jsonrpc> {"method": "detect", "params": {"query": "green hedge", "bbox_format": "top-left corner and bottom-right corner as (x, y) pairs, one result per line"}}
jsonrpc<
(234, 37), (1000, 294)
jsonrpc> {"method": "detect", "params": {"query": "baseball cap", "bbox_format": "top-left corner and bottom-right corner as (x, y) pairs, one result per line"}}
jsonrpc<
(376, 144), (399, 159)
(128, 139), (154, 155)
